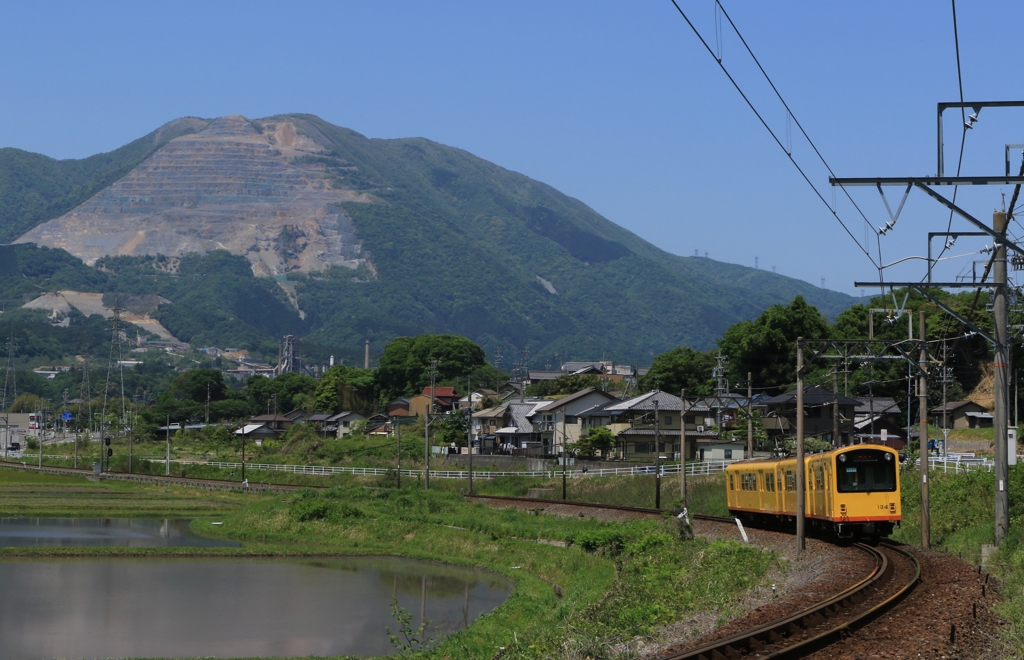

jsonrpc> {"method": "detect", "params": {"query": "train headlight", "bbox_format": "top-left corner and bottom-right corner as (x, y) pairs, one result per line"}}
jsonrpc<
(838, 454), (846, 463)
(884, 453), (892, 461)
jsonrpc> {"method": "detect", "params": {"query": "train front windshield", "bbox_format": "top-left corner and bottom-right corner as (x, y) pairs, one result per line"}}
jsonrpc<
(836, 449), (896, 493)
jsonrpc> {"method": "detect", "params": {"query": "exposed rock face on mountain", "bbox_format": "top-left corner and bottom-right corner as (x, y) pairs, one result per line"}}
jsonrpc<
(4, 113), (857, 359)
(17, 115), (372, 276)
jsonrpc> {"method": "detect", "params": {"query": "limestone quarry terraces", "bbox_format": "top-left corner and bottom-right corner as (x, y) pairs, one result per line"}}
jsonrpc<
(16, 115), (374, 276)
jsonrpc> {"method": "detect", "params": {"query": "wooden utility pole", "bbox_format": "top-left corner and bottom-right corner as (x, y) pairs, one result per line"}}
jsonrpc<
(995, 209), (1010, 545)
(395, 416), (402, 489)
(796, 339), (806, 553)
(919, 311), (931, 549)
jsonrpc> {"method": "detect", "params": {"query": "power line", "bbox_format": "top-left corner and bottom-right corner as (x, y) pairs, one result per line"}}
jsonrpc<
(932, 0), (969, 270)
(668, 0), (879, 269)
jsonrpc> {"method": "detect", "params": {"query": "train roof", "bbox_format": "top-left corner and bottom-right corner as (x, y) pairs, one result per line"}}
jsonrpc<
(725, 444), (899, 470)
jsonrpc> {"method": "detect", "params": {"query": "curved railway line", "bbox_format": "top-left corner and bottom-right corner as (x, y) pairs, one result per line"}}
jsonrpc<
(467, 496), (923, 660)
(3, 464), (929, 658)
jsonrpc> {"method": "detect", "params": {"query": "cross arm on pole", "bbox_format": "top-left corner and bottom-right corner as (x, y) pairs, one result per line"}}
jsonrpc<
(908, 286), (996, 345)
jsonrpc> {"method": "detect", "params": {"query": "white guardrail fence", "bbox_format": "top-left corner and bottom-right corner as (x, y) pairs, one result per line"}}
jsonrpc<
(73, 458), (737, 480)
(25, 453), (1000, 478)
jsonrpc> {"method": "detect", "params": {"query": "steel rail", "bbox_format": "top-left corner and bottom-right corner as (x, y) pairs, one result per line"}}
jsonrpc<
(659, 543), (885, 660)
(465, 498), (923, 660)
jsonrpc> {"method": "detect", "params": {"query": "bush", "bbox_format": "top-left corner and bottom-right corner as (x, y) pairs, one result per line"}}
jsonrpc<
(289, 491), (364, 522)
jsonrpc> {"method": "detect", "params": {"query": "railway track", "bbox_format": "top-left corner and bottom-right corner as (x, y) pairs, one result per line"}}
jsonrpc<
(468, 496), (922, 660)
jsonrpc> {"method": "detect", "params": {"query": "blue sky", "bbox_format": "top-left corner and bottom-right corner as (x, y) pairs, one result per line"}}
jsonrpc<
(1, 1), (1022, 295)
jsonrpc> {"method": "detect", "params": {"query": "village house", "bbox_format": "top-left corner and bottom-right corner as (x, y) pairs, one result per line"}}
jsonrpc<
(326, 411), (367, 437)
(603, 390), (685, 460)
(494, 399), (548, 455)
(407, 387), (460, 418)
(761, 386), (859, 446)
(931, 400), (992, 429)
(527, 388), (619, 455)
(853, 397), (906, 450)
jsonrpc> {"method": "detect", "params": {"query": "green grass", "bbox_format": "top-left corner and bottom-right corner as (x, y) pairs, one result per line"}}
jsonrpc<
(0, 465), (779, 659)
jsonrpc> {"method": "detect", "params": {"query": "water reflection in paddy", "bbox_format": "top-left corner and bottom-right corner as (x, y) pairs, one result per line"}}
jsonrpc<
(0, 518), (240, 548)
(0, 556), (512, 659)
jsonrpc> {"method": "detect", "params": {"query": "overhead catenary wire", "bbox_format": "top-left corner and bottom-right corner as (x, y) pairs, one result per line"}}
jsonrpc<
(668, 0), (879, 270)
(931, 0), (969, 272)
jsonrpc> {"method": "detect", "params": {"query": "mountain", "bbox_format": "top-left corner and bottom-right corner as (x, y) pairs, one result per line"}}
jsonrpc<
(2, 114), (855, 364)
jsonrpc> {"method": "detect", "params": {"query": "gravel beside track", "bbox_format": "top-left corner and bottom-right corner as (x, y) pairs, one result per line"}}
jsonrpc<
(807, 545), (1005, 660)
(465, 494), (664, 523)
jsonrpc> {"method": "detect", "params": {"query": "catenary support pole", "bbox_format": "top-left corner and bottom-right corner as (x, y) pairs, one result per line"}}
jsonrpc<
(919, 311), (931, 549)
(396, 416), (401, 489)
(796, 339), (806, 553)
(995, 210), (1010, 545)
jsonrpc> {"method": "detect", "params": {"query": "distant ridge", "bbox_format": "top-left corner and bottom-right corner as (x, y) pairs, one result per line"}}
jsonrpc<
(1, 113), (855, 362)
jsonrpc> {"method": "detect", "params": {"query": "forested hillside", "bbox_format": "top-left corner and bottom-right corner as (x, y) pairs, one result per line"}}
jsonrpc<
(1, 113), (856, 363)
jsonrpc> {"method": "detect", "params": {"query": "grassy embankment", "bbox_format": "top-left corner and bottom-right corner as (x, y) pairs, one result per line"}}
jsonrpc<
(1, 467), (761, 659)
(893, 462), (1024, 654)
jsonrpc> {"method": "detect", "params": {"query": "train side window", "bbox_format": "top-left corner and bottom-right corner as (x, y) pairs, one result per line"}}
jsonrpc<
(765, 472), (775, 492)
(785, 471), (795, 491)
(815, 467), (824, 490)
(729, 473), (734, 490)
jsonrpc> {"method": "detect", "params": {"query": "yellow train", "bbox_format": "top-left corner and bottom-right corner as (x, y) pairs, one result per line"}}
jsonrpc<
(725, 445), (901, 542)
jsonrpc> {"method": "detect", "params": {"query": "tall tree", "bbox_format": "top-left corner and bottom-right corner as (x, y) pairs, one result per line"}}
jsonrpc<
(376, 334), (486, 401)
(313, 365), (376, 416)
(716, 296), (828, 393)
(639, 347), (716, 395)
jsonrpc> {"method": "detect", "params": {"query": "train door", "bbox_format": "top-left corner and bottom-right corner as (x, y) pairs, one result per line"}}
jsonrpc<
(824, 462), (833, 520)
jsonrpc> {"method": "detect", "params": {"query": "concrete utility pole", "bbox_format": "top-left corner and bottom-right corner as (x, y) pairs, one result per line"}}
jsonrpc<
(796, 339), (806, 553)
(942, 339), (949, 457)
(833, 370), (840, 447)
(680, 389), (687, 503)
(654, 397), (661, 510)
(395, 416), (402, 489)
(425, 359), (437, 490)
(919, 311), (931, 549)
(165, 415), (171, 477)
(467, 375), (473, 496)
(995, 209), (1010, 545)
(747, 373), (753, 459)
(364, 340), (370, 370)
